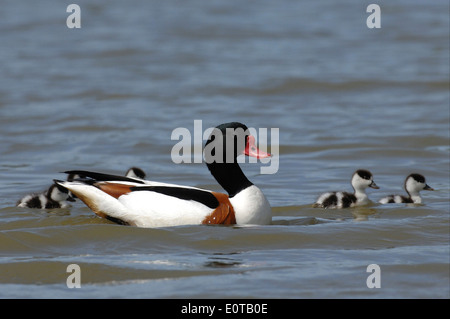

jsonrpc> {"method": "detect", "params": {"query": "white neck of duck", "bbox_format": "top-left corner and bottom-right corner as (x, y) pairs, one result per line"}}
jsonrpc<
(354, 187), (369, 203)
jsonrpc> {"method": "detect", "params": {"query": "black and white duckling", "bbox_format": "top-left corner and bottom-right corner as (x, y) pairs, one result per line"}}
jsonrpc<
(378, 173), (434, 204)
(313, 169), (379, 209)
(17, 183), (75, 209)
(125, 167), (146, 180)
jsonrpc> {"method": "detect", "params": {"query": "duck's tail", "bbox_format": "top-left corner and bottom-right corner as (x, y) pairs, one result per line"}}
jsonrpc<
(54, 179), (131, 225)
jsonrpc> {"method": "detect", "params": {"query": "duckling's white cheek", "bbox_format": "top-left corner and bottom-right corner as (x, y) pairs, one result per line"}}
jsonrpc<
(51, 191), (67, 202)
(405, 179), (419, 192)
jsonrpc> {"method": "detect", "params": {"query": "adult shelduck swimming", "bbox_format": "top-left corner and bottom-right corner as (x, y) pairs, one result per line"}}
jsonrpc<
(17, 183), (76, 209)
(378, 173), (434, 204)
(56, 122), (272, 227)
(313, 169), (379, 209)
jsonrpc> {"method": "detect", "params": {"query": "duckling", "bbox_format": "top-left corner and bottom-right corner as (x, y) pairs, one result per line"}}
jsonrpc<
(17, 183), (75, 209)
(67, 172), (84, 182)
(378, 173), (433, 204)
(313, 169), (379, 209)
(125, 167), (146, 180)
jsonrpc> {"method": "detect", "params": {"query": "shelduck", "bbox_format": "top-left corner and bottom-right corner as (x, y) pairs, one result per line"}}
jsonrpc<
(56, 122), (272, 227)
(17, 183), (75, 209)
(378, 173), (433, 204)
(313, 169), (379, 209)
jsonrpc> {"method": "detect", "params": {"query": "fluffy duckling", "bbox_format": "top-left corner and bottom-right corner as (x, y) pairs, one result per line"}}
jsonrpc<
(379, 173), (433, 204)
(125, 167), (146, 180)
(313, 169), (379, 209)
(17, 183), (75, 209)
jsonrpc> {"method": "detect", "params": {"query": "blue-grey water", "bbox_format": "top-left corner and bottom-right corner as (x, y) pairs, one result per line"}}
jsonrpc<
(0, 0), (449, 299)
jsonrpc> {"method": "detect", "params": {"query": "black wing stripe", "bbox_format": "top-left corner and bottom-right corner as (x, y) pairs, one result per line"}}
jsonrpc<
(130, 186), (219, 209)
(64, 170), (146, 184)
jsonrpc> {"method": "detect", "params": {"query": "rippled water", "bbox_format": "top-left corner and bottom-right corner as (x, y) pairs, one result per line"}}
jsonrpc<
(0, 0), (449, 299)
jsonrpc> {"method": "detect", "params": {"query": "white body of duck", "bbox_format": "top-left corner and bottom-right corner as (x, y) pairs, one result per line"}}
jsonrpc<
(17, 183), (75, 209)
(313, 169), (379, 209)
(56, 122), (272, 227)
(379, 173), (433, 204)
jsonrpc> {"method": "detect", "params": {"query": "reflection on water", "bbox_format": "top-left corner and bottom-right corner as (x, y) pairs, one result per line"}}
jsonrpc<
(204, 257), (242, 269)
(351, 207), (380, 221)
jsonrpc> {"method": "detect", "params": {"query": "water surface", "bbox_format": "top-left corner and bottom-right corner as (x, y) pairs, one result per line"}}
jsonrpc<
(0, 0), (449, 299)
